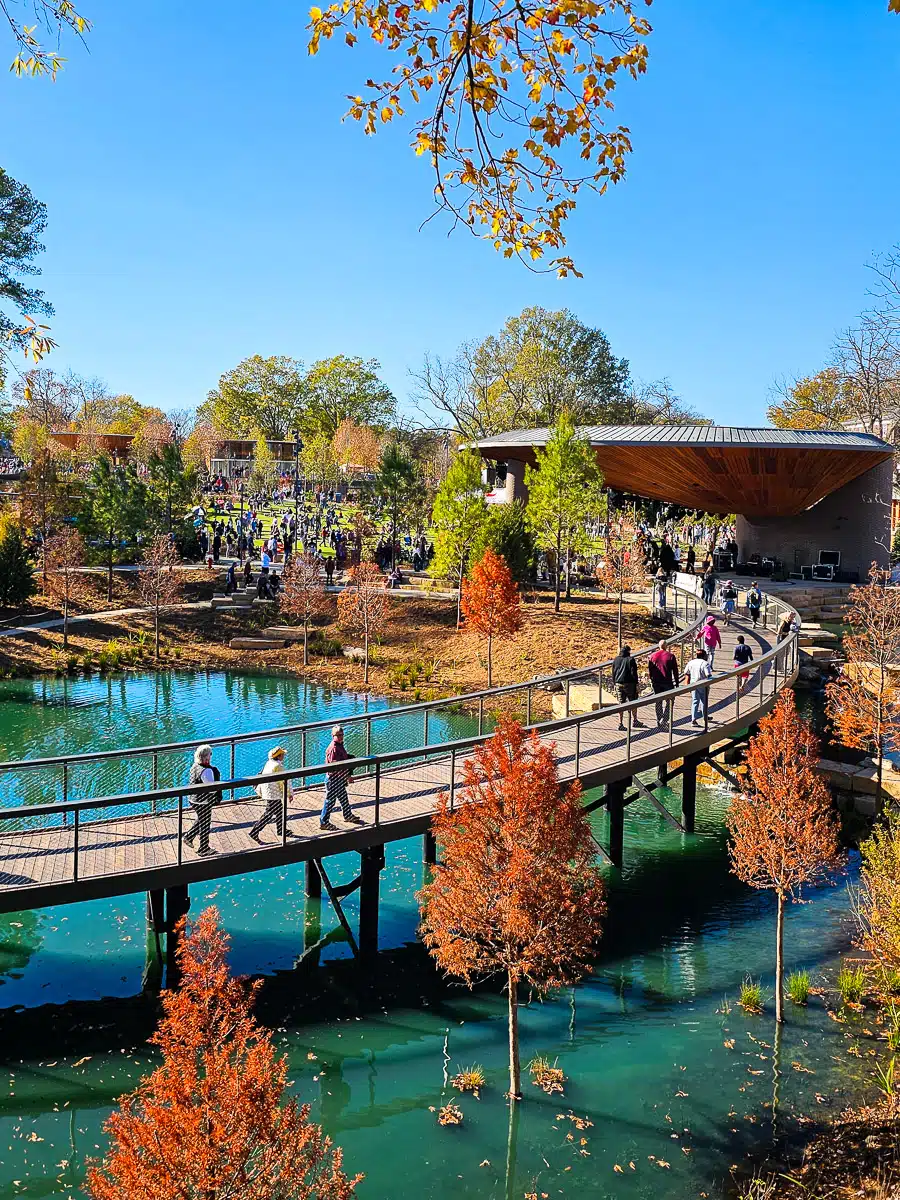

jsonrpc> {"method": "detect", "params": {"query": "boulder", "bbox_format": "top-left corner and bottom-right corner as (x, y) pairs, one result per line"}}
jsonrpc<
(262, 627), (309, 643)
(229, 637), (286, 650)
(551, 681), (618, 719)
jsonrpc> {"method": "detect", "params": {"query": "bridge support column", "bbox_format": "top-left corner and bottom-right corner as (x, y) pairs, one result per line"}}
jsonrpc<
(306, 858), (322, 900)
(143, 889), (166, 991)
(681, 752), (702, 834)
(423, 830), (437, 865)
(359, 846), (385, 960)
(304, 861), (323, 962)
(165, 884), (191, 986)
(657, 761), (669, 788)
(607, 779), (628, 868)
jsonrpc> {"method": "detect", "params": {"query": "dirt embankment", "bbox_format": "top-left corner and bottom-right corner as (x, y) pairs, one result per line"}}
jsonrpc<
(0, 586), (660, 701)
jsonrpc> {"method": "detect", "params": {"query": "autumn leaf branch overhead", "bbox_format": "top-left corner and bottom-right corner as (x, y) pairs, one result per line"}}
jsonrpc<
(308, 0), (653, 275)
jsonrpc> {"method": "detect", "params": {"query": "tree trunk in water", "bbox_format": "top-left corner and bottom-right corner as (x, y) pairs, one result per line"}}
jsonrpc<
(487, 634), (493, 688)
(504, 1099), (521, 1200)
(771, 1019), (783, 1143)
(775, 892), (785, 1024)
(507, 970), (521, 1100)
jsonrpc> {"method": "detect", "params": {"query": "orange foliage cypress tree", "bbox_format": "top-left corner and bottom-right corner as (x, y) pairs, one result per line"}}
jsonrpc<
(826, 563), (900, 805)
(419, 718), (606, 1099)
(86, 907), (360, 1200)
(460, 548), (522, 687)
(726, 691), (841, 1023)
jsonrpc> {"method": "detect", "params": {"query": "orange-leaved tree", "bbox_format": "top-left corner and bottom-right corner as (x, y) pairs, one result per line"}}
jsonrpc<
(86, 906), (360, 1200)
(419, 718), (606, 1099)
(826, 563), (900, 806)
(460, 548), (522, 687)
(308, 0), (652, 277)
(138, 534), (182, 660)
(281, 551), (334, 665)
(337, 561), (390, 684)
(44, 526), (87, 649)
(332, 418), (382, 472)
(727, 690), (841, 1024)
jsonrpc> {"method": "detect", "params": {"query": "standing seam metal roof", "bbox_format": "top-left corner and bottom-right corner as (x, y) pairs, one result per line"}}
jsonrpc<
(474, 425), (893, 451)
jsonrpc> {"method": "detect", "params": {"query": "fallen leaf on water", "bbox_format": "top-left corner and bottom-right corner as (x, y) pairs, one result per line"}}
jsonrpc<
(72, 1057), (91, 1068)
(675, 1090), (689, 1098)
(478, 1160), (490, 1168)
(682, 1147), (692, 1154)
(657, 1160), (671, 1168)
(723, 1039), (735, 1049)
(614, 1165), (624, 1174)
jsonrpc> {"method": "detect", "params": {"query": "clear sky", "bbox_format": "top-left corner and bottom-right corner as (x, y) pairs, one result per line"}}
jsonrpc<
(1, 0), (897, 425)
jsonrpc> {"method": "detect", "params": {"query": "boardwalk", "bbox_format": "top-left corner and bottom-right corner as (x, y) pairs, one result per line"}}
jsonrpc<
(0, 605), (796, 913)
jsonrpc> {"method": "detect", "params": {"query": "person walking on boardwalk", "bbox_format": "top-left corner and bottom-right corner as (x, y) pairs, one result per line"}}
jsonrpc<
(184, 743), (220, 857)
(746, 581), (762, 628)
(732, 634), (754, 691)
(683, 649), (713, 726)
(611, 645), (644, 733)
(720, 579), (738, 626)
(249, 746), (297, 842)
(648, 638), (680, 728)
(700, 614), (722, 669)
(702, 565), (717, 606)
(320, 725), (365, 830)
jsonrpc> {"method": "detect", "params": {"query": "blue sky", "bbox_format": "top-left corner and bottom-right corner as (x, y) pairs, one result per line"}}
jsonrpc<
(1, 0), (898, 425)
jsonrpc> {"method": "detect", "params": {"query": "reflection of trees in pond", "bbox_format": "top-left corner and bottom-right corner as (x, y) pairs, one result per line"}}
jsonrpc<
(0, 911), (43, 980)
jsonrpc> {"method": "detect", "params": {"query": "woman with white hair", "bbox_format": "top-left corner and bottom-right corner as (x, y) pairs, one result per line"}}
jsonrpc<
(249, 746), (297, 843)
(184, 743), (220, 857)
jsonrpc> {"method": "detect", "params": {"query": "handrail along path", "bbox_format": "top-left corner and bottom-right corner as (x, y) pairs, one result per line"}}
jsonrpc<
(0, 586), (799, 912)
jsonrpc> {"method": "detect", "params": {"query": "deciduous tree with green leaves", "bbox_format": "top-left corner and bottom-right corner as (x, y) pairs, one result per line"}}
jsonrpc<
(203, 355), (308, 441)
(305, 355), (395, 438)
(431, 447), (488, 625)
(374, 442), (421, 569)
(525, 413), (604, 613)
(1, 167), (54, 387)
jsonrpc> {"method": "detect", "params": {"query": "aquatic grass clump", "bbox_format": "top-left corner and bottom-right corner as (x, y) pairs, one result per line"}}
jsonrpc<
(738, 976), (764, 1014)
(786, 970), (811, 1006)
(437, 1102), (464, 1126)
(837, 963), (866, 1007)
(529, 1056), (566, 1095)
(450, 1065), (485, 1096)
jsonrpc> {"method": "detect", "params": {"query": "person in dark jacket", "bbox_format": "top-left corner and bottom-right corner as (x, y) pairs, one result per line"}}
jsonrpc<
(611, 645), (644, 732)
(647, 638), (680, 727)
(183, 743), (220, 857)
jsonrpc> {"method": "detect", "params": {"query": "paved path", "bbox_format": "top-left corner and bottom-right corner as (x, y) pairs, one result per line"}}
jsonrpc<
(0, 612), (791, 912)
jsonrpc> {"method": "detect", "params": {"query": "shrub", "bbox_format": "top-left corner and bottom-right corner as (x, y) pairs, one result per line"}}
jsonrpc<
(470, 500), (535, 584)
(450, 1065), (485, 1097)
(739, 977), (764, 1013)
(307, 633), (344, 658)
(786, 970), (811, 1006)
(837, 963), (866, 1006)
(528, 1056), (566, 1095)
(0, 515), (35, 608)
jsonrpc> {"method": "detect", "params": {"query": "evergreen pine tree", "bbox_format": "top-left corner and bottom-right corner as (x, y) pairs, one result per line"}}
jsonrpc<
(0, 515), (36, 607)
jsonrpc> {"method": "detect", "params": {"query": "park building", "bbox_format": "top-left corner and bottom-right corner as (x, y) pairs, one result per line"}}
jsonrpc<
(475, 424), (895, 583)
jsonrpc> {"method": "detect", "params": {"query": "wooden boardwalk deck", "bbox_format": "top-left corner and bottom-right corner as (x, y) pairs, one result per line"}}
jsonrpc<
(0, 614), (792, 913)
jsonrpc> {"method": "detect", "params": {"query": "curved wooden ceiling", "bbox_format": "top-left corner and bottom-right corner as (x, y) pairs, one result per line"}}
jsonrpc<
(477, 428), (894, 517)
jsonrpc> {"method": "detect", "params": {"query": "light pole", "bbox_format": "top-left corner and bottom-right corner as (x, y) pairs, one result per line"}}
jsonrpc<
(238, 482), (245, 564)
(292, 429), (303, 549)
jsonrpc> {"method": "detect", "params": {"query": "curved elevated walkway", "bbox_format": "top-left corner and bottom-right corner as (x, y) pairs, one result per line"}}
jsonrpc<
(0, 589), (798, 913)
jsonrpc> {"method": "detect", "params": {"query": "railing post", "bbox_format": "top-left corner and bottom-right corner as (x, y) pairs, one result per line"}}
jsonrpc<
(374, 760), (381, 826)
(626, 707), (632, 761)
(62, 763), (68, 827)
(478, 696), (484, 736)
(575, 720), (581, 776)
(449, 748), (456, 812)
(177, 794), (183, 864)
(72, 809), (80, 882)
(735, 672), (741, 719)
(301, 730), (307, 769)
(565, 677), (571, 719)
(526, 685), (533, 727)
(230, 740), (236, 801)
(366, 717), (372, 758)
(423, 707), (429, 749)
(669, 690), (674, 748)
(282, 777), (289, 846)
(151, 750), (159, 814)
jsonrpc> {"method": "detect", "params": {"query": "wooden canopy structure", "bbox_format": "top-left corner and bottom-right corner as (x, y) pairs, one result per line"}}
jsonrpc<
(475, 425), (894, 518)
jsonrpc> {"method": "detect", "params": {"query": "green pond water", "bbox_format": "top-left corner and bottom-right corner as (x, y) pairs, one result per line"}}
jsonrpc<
(0, 672), (873, 1199)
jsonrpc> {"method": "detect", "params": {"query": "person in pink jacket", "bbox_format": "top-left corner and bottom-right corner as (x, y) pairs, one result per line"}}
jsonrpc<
(700, 615), (722, 668)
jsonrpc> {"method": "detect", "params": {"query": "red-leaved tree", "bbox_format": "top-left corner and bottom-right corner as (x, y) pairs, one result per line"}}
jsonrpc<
(460, 548), (522, 687)
(727, 690), (841, 1023)
(280, 552), (333, 665)
(85, 907), (361, 1200)
(419, 718), (606, 1099)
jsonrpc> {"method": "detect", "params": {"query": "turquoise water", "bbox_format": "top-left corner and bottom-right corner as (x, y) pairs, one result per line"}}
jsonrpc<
(0, 673), (872, 1198)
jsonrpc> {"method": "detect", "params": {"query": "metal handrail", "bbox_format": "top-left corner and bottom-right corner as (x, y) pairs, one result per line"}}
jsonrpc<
(0, 596), (799, 829)
(0, 583), (707, 778)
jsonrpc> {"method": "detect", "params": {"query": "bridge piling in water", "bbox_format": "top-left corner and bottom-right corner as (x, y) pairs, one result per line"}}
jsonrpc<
(359, 846), (385, 959)
(606, 779), (628, 867)
(681, 753), (702, 834)
(423, 830), (437, 865)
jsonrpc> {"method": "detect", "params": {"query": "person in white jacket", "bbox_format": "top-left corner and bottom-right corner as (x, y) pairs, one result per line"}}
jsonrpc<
(249, 746), (297, 842)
